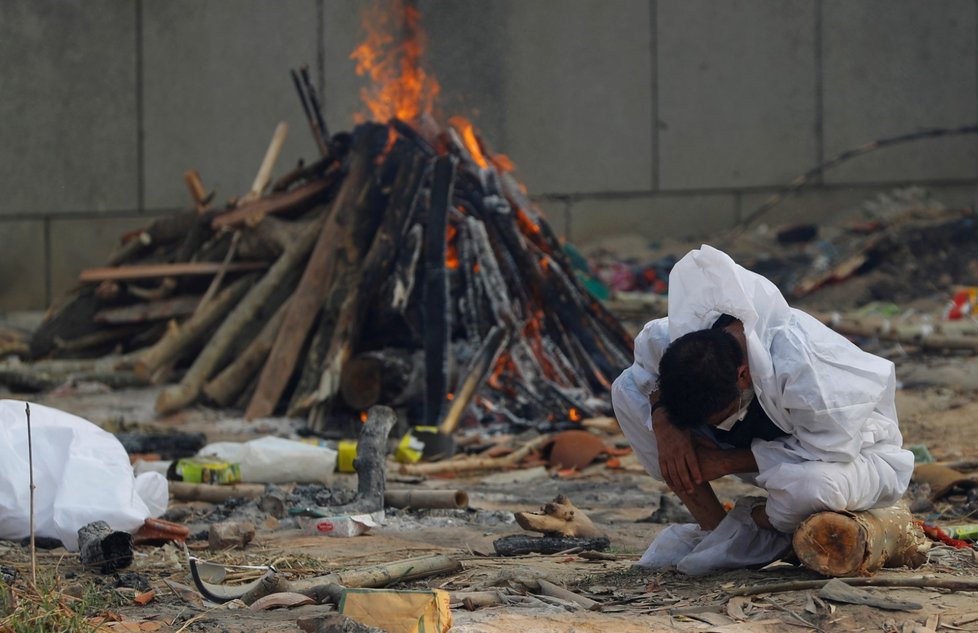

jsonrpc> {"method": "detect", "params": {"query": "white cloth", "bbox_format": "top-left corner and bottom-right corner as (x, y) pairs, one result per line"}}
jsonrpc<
(613, 245), (914, 534)
(0, 400), (168, 550)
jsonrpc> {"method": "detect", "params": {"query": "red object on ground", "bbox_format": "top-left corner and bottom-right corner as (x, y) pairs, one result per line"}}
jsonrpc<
(918, 521), (972, 549)
(134, 518), (190, 545)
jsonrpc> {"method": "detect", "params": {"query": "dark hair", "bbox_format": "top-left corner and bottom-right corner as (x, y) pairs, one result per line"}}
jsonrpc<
(657, 328), (743, 428)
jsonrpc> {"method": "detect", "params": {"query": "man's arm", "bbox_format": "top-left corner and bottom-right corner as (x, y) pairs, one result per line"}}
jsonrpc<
(694, 444), (758, 481)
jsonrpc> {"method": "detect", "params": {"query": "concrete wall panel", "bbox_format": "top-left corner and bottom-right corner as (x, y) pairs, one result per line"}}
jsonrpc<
(569, 193), (736, 245)
(322, 1), (372, 133)
(658, 0), (817, 190)
(499, 0), (654, 195)
(142, 0), (321, 210)
(422, 1), (508, 149)
(740, 185), (978, 232)
(822, 0), (978, 184)
(0, 1), (138, 214)
(48, 216), (153, 301)
(0, 221), (46, 310)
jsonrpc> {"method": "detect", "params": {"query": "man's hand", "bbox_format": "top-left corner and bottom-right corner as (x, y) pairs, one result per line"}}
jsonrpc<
(652, 407), (702, 494)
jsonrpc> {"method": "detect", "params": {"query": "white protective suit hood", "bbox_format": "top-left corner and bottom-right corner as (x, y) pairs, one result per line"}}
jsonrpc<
(634, 244), (904, 465)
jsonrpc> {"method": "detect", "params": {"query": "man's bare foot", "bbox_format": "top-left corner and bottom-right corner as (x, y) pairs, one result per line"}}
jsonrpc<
(751, 503), (774, 529)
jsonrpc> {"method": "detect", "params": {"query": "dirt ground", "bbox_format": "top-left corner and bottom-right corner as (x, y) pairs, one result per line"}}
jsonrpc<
(4, 206), (978, 632)
(2, 339), (977, 633)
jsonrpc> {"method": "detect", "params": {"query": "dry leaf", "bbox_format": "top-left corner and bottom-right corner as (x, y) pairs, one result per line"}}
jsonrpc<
(133, 590), (155, 605)
(249, 591), (316, 611)
(725, 596), (750, 621)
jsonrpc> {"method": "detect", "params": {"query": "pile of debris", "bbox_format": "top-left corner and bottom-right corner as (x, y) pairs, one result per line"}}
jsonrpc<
(18, 101), (631, 436)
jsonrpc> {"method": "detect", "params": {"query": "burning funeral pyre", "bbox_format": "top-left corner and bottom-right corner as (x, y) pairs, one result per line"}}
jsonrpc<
(23, 2), (633, 438)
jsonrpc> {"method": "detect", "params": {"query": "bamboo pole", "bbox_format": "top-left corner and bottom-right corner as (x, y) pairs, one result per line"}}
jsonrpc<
(399, 434), (553, 477)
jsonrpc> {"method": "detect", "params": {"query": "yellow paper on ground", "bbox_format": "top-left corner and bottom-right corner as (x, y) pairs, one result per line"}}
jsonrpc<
(339, 588), (451, 633)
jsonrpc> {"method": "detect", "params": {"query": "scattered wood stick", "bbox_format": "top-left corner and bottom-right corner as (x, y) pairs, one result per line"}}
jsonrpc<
(451, 590), (505, 610)
(184, 169), (210, 212)
(202, 298), (290, 406)
(168, 481), (265, 503)
(223, 553), (462, 605)
(79, 261), (266, 283)
(155, 215), (326, 414)
(25, 403), (36, 585)
(399, 433), (553, 477)
(534, 579), (598, 610)
(244, 122), (289, 203)
(193, 230), (242, 316)
(94, 295), (201, 324)
(211, 178), (332, 230)
(134, 274), (255, 381)
(727, 574), (978, 597)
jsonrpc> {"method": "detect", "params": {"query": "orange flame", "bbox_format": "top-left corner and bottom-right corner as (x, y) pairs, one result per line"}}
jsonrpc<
(488, 354), (514, 391)
(516, 208), (542, 235)
(523, 310), (559, 381)
(350, 0), (440, 123)
(446, 224), (460, 270)
(449, 116), (489, 169)
(491, 153), (516, 173)
(359, 411), (369, 423)
(569, 408), (582, 422)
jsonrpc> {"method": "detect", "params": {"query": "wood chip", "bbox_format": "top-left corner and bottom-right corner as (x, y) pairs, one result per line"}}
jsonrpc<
(249, 591), (316, 611)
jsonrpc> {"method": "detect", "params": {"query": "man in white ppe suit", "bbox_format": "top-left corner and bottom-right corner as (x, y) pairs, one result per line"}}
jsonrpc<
(612, 245), (914, 575)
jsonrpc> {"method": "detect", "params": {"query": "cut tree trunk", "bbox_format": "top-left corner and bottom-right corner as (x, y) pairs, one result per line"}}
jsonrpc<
(792, 505), (930, 577)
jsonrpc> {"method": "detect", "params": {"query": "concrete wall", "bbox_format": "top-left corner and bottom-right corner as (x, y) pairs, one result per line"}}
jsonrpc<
(1, 0), (975, 310)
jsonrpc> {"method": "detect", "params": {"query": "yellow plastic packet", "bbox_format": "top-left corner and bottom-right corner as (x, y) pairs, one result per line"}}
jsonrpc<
(337, 440), (358, 473)
(395, 428), (434, 464)
(340, 588), (451, 633)
(175, 457), (241, 485)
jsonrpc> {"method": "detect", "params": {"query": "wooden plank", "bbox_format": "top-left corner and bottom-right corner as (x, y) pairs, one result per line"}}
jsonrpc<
(79, 261), (266, 283)
(211, 178), (332, 229)
(93, 295), (202, 324)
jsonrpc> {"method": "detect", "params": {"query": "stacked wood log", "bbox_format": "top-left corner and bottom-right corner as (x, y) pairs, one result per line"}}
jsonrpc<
(23, 109), (633, 437)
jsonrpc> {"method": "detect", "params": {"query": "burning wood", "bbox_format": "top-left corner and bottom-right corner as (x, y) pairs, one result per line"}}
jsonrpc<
(21, 0), (633, 441)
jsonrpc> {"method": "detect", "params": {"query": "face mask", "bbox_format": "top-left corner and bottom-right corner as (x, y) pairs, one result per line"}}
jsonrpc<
(714, 386), (754, 431)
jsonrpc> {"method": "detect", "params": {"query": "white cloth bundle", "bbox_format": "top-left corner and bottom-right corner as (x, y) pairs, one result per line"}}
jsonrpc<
(0, 400), (168, 550)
